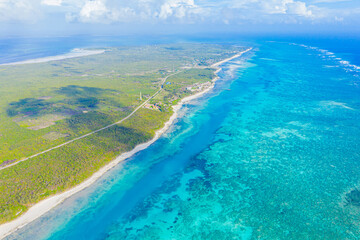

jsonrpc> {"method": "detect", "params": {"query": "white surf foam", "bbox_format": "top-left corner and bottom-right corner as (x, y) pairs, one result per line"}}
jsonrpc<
(291, 43), (360, 74)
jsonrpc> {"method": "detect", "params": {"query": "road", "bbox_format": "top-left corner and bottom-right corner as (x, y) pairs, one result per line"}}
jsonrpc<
(0, 71), (181, 171)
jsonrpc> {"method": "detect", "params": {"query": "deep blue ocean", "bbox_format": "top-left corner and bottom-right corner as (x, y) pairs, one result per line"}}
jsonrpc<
(3, 36), (360, 239)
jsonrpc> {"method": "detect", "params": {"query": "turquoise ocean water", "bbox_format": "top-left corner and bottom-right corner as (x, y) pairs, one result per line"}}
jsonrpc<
(5, 38), (360, 239)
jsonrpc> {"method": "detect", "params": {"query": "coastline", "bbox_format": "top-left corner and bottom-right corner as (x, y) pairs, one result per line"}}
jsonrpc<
(0, 48), (251, 239)
(0, 49), (106, 66)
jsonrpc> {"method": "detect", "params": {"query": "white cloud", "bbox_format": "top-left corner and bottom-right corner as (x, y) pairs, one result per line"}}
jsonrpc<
(312, 0), (351, 3)
(286, 1), (313, 17)
(334, 16), (344, 21)
(63, 0), (205, 23)
(0, 0), (359, 25)
(70, 0), (138, 23)
(231, 0), (314, 17)
(0, 0), (41, 22)
(157, 0), (200, 20)
(209, 0), (326, 24)
(41, 0), (62, 6)
(79, 0), (108, 22)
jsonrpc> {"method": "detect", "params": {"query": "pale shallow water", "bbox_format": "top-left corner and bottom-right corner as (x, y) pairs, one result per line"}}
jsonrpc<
(6, 39), (360, 239)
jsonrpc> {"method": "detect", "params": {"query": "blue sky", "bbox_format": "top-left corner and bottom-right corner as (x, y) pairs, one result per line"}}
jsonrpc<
(0, 0), (360, 36)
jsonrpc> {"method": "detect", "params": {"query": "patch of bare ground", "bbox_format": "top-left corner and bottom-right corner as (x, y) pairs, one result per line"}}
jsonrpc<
(15, 114), (69, 130)
(42, 132), (70, 141)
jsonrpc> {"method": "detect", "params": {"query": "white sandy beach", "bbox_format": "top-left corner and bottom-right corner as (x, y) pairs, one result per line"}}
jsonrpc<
(0, 48), (251, 239)
(0, 48), (106, 66)
(211, 48), (252, 68)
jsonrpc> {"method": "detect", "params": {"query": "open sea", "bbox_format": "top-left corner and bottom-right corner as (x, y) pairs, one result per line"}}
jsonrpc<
(3, 36), (360, 239)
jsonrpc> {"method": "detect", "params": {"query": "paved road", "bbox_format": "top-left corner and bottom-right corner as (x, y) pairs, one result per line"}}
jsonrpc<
(0, 71), (181, 171)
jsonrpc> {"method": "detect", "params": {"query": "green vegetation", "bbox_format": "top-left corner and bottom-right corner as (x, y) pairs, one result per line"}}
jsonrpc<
(0, 43), (245, 223)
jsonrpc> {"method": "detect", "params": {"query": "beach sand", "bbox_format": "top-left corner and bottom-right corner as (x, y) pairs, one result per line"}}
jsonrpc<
(0, 48), (251, 239)
(0, 49), (106, 66)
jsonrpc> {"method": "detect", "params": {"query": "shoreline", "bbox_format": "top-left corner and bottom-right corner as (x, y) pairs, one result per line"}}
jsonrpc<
(0, 48), (251, 239)
(0, 49), (106, 66)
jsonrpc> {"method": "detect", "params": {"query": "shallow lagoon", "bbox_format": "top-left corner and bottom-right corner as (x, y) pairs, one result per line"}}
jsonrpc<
(7, 40), (360, 239)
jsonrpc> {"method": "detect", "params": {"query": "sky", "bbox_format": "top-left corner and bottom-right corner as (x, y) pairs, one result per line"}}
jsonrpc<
(0, 0), (360, 36)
